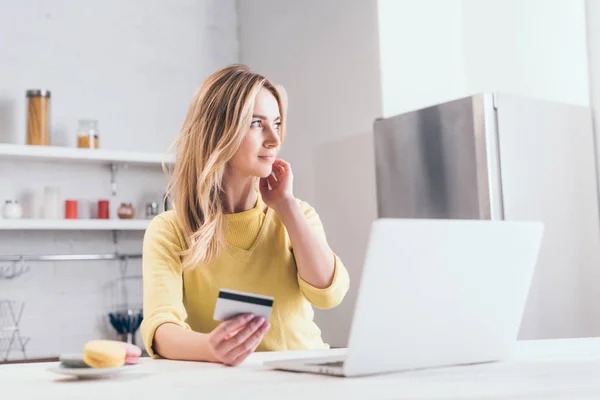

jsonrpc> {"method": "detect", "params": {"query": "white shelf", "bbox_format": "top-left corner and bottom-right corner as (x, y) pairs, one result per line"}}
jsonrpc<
(0, 219), (150, 231)
(0, 143), (175, 166)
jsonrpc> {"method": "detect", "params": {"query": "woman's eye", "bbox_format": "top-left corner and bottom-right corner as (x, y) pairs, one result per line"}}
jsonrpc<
(251, 120), (262, 128)
(274, 122), (281, 130)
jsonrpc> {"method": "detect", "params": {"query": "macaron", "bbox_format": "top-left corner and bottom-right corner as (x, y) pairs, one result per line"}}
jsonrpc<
(82, 340), (126, 368)
(59, 353), (89, 368)
(111, 341), (142, 365)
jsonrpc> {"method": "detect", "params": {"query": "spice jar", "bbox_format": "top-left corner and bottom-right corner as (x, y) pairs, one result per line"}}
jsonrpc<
(2, 200), (23, 219)
(26, 90), (51, 146)
(64, 200), (78, 219)
(117, 203), (135, 219)
(145, 202), (159, 219)
(77, 119), (100, 149)
(98, 200), (110, 219)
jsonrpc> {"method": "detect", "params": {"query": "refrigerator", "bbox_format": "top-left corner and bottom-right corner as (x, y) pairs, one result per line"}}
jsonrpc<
(373, 93), (600, 339)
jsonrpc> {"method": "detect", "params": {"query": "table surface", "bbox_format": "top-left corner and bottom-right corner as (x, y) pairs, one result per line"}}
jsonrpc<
(2, 338), (600, 399)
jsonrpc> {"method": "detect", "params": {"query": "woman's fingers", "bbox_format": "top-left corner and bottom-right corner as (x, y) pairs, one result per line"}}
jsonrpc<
(272, 159), (286, 170)
(270, 164), (286, 181)
(224, 321), (271, 366)
(273, 159), (292, 179)
(267, 173), (278, 188)
(210, 314), (254, 344)
(216, 317), (265, 356)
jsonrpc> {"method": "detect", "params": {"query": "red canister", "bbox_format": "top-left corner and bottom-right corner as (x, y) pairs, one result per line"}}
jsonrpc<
(98, 200), (109, 219)
(65, 200), (78, 219)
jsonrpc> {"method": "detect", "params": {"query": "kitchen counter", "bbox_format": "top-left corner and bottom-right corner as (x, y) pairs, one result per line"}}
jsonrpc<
(2, 338), (600, 399)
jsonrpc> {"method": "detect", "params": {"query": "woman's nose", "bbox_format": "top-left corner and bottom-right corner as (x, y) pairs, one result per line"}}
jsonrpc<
(264, 126), (281, 148)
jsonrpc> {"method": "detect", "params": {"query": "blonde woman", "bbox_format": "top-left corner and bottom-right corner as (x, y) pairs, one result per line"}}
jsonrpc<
(140, 65), (350, 366)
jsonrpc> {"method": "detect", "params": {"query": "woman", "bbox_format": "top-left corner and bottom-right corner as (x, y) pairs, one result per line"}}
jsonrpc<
(140, 64), (350, 366)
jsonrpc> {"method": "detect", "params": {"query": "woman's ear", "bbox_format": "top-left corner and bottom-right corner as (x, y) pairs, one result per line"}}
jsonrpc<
(276, 84), (288, 115)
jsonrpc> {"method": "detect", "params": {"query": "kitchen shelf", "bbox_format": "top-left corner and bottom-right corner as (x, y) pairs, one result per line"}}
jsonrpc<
(0, 219), (150, 231)
(0, 143), (175, 166)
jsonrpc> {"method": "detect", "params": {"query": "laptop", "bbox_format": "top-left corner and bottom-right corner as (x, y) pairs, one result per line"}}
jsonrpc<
(264, 218), (544, 377)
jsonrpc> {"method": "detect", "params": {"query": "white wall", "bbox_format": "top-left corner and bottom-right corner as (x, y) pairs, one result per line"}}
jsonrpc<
(588, 0), (600, 156)
(462, 0), (590, 106)
(377, 0), (468, 117)
(0, 0), (239, 360)
(377, 0), (590, 115)
(238, 0), (383, 347)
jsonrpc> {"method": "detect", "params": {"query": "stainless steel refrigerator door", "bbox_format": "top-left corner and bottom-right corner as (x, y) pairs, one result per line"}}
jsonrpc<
(494, 93), (600, 339)
(373, 94), (499, 220)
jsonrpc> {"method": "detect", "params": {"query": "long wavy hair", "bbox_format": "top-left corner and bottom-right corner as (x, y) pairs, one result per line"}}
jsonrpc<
(163, 64), (287, 270)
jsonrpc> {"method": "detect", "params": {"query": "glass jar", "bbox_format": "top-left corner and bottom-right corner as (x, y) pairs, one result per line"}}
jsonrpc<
(145, 202), (159, 219)
(117, 203), (135, 219)
(76, 119), (100, 149)
(26, 90), (51, 146)
(43, 186), (61, 219)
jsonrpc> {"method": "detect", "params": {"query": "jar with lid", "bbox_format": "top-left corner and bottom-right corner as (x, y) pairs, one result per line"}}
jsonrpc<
(26, 89), (51, 146)
(77, 119), (100, 149)
(117, 203), (135, 219)
(145, 202), (159, 219)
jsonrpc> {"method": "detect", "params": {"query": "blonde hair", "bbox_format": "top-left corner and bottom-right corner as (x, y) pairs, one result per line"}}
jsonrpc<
(164, 64), (286, 270)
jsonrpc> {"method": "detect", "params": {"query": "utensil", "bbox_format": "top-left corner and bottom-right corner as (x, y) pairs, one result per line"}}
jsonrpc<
(108, 309), (143, 345)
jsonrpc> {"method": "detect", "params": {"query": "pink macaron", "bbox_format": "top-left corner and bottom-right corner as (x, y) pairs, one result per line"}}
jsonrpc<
(111, 341), (142, 365)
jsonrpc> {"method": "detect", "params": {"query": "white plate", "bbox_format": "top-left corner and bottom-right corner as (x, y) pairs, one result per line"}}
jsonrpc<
(48, 364), (128, 379)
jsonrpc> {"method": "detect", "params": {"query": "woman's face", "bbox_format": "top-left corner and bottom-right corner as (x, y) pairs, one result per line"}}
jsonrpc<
(228, 87), (281, 178)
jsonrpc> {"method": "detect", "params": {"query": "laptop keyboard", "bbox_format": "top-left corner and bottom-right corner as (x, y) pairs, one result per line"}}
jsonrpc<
(310, 361), (345, 368)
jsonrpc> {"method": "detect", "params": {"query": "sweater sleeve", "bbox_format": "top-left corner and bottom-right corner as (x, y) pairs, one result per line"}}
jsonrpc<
(140, 212), (191, 358)
(295, 201), (350, 309)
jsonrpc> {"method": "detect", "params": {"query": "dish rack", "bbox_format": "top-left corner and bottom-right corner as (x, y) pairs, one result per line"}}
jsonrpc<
(0, 259), (30, 361)
(0, 300), (29, 362)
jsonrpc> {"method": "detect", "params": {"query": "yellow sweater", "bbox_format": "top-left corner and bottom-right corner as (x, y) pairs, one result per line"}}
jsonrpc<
(140, 197), (350, 358)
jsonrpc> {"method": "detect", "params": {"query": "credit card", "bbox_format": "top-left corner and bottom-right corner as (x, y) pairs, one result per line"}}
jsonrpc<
(213, 288), (274, 322)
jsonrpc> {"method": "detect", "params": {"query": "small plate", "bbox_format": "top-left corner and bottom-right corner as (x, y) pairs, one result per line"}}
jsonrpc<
(48, 364), (128, 379)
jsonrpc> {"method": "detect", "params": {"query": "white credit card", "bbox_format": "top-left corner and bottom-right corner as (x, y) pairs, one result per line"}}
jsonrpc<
(213, 289), (274, 322)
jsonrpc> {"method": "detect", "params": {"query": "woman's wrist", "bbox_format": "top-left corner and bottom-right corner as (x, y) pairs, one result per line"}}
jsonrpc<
(272, 197), (300, 222)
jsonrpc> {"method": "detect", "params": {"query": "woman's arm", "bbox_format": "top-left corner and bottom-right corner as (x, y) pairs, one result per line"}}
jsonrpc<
(275, 199), (335, 288)
(260, 159), (335, 288)
(154, 315), (269, 366)
(154, 323), (214, 361)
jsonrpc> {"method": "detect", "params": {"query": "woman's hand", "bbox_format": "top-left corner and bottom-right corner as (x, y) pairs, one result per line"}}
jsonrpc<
(260, 159), (294, 212)
(207, 313), (270, 366)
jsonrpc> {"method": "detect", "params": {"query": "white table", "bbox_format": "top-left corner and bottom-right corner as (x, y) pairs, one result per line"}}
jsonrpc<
(2, 338), (600, 399)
